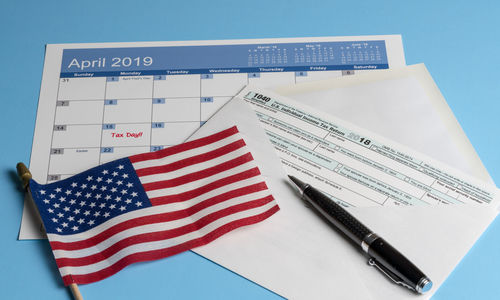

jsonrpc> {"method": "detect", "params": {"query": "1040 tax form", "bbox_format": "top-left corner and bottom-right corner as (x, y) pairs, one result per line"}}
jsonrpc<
(243, 89), (493, 208)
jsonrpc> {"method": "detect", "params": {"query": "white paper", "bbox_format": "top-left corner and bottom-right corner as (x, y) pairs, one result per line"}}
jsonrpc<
(272, 64), (493, 185)
(21, 35), (406, 239)
(189, 87), (499, 300)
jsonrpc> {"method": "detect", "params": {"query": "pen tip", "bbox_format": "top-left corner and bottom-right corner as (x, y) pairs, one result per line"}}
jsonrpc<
(287, 175), (298, 185)
(287, 175), (307, 193)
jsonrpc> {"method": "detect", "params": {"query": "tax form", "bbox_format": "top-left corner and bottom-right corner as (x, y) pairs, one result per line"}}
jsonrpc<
(190, 86), (499, 299)
(243, 89), (494, 208)
(20, 35), (406, 239)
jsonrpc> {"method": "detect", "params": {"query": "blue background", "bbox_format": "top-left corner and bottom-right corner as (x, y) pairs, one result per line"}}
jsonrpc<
(1, 0), (499, 299)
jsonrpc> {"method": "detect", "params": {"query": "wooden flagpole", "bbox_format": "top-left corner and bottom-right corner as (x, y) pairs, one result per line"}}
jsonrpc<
(16, 162), (84, 300)
(69, 283), (83, 300)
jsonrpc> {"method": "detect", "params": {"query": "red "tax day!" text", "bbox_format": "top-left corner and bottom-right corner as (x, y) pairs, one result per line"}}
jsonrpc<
(111, 132), (143, 138)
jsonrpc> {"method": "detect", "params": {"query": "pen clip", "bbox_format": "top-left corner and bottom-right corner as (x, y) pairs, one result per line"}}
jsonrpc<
(367, 258), (415, 292)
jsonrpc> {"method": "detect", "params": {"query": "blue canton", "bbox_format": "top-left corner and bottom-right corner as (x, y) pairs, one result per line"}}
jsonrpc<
(30, 157), (151, 235)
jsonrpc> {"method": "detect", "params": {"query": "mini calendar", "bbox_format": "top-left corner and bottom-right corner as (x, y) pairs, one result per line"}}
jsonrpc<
(20, 35), (405, 239)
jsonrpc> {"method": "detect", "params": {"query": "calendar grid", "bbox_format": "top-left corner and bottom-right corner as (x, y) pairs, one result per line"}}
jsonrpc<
(46, 72), (354, 182)
(149, 78), (155, 151)
(46, 77), (64, 183)
(97, 78), (108, 164)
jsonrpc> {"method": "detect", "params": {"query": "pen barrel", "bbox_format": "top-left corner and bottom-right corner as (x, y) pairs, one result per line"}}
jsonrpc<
(303, 186), (371, 246)
(367, 237), (427, 291)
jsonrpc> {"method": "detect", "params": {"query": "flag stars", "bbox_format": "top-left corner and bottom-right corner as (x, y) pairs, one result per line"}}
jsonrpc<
(35, 160), (149, 234)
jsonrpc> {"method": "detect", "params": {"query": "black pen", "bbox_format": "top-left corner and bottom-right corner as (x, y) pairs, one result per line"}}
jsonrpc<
(288, 175), (432, 294)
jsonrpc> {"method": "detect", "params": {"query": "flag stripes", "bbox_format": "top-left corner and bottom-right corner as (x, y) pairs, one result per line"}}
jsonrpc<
(55, 195), (276, 267)
(135, 139), (246, 177)
(60, 205), (279, 285)
(141, 153), (254, 192)
(129, 126), (240, 166)
(148, 168), (262, 205)
(56, 201), (276, 275)
(31, 126), (279, 285)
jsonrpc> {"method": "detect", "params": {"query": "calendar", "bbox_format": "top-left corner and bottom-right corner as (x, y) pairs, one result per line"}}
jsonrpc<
(20, 35), (405, 239)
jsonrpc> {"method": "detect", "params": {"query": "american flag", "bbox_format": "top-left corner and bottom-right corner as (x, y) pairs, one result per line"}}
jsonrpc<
(29, 126), (279, 285)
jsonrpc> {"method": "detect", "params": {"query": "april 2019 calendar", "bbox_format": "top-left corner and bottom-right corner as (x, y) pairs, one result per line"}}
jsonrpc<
(20, 36), (405, 239)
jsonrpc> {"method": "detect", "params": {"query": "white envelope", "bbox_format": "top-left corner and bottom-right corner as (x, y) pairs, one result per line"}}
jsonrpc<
(272, 64), (493, 184)
(188, 94), (499, 299)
